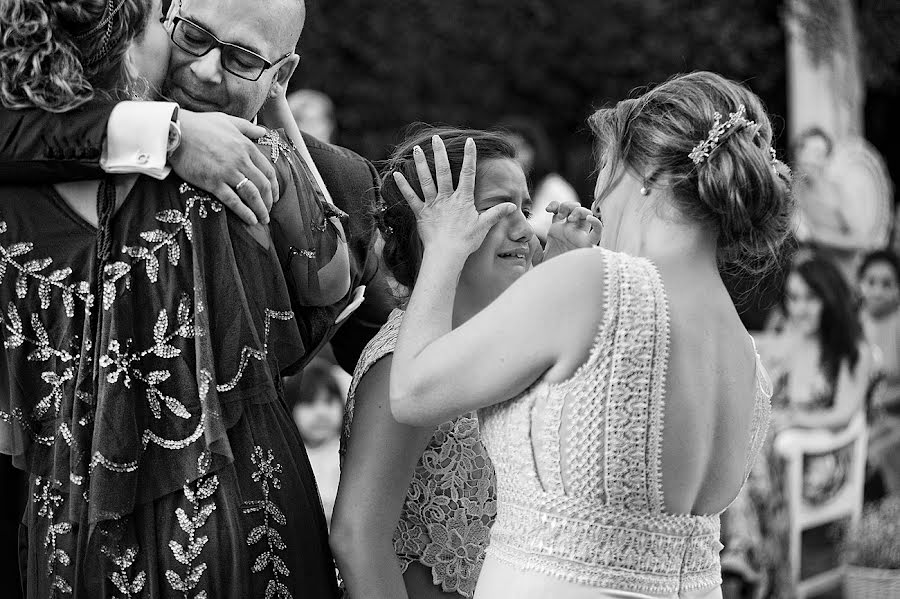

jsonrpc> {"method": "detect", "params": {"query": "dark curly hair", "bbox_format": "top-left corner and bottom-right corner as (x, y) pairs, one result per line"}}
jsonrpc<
(589, 71), (794, 276)
(0, 0), (150, 112)
(377, 125), (517, 292)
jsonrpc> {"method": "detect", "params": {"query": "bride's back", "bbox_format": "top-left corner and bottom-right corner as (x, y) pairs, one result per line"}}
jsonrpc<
(659, 267), (764, 516)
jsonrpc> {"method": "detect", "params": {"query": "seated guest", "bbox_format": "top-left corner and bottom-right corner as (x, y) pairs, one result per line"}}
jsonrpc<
(722, 254), (873, 598)
(859, 249), (900, 495)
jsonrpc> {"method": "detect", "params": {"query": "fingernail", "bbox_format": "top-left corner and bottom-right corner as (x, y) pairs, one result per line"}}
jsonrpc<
(466, 138), (474, 149)
(413, 145), (422, 155)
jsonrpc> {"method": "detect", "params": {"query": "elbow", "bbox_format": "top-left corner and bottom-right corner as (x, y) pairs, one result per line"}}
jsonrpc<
(329, 511), (361, 568)
(389, 385), (430, 427)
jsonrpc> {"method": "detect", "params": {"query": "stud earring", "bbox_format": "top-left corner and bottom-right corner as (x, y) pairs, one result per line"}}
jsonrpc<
(640, 186), (650, 196)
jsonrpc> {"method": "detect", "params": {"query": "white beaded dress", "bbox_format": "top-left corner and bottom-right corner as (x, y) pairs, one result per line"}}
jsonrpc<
(475, 248), (771, 599)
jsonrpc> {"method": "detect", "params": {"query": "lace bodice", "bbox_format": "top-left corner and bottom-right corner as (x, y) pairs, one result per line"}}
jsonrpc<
(341, 309), (496, 597)
(478, 249), (772, 596)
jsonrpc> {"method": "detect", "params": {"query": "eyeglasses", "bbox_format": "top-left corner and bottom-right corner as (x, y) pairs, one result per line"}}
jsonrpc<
(168, 16), (293, 81)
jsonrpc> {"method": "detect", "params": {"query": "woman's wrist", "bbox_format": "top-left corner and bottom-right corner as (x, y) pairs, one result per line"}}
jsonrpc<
(421, 244), (469, 270)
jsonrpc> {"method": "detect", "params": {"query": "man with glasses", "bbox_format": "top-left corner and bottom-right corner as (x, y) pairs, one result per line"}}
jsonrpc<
(0, 0), (391, 372)
(0, 0), (392, 593)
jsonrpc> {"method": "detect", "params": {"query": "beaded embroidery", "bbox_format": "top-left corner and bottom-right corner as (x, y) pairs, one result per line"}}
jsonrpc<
(478, 249), (772, 595)
(165, 451), (218, 598)
(35, 477), (73, 595)
(243, 446), (293, 599)
(343, 309), (496, 597)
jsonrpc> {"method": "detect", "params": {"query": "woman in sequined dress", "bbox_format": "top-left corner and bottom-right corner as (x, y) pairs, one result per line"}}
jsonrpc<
(387, 72), (793, 599)
(331, 127), (601, 599)
(0, 1), (346, 596)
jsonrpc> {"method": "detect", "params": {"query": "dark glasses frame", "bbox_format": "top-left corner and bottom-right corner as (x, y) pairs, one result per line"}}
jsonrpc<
(166, 16), (293, 81)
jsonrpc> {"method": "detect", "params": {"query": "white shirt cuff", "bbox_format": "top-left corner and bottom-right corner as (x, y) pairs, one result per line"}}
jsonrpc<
(100, 101), (178, 180)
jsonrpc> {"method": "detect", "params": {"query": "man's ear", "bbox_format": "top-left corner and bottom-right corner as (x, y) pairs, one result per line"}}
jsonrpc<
(269, 54), (300, 98)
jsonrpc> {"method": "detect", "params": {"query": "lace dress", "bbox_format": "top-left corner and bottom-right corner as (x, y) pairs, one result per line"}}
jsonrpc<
(341, 309), (497, 597)
(0, 132), (343, 598)
(476, 248), (772, 599)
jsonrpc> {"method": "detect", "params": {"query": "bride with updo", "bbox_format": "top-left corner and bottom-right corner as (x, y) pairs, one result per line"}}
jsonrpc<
(388, 71), (794, 599)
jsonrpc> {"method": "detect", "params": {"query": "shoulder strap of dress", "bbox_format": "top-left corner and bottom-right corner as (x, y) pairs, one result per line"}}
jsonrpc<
(588, 251), (671, 513)
(340, 308), (404, 459)
(742, 339), (773, 481)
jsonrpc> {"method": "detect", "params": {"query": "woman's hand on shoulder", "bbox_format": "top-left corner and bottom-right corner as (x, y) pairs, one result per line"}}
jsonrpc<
(170, 110), (279, 226)
(541, 200), (602, 262)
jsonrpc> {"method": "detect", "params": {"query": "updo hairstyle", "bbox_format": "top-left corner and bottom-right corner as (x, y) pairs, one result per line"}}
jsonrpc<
(377, 126), (517, 290)
(589, 71), (794, 274)
(0, 0), (149, 112)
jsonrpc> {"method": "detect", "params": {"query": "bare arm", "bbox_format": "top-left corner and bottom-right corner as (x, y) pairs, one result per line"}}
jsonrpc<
(786, 347), (872, 430)
(388, 138), (603, 426)
(330, 356), (434, 599)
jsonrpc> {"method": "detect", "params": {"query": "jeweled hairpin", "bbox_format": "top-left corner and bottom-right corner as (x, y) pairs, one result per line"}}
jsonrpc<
(689, 104), (758, 165)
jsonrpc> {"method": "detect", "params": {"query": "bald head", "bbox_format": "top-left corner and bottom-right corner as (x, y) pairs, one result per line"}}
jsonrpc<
(166, 0), (307, 119)
(273, 0), (307, 50)
(178, 0), (305, 53)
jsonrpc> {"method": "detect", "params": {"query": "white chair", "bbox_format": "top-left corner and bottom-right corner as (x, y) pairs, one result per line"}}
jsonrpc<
(773, 411), (869, 598)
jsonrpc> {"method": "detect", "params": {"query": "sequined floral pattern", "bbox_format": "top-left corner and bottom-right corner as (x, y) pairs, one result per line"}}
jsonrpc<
(243, 446), (293, 599)
(34, 477), (73, 596)
(2, 130), (341, 597)
(166, 451), (219, 599)
(343, 310), (496, 597)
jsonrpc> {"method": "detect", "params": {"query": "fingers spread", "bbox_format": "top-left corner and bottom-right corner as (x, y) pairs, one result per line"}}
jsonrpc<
(393, 172), (426, 214)
(413, 145), (437, 201)
(456, 138), (477, 199)
(432, 135), (453, 196)
(478, 202), (516, 233)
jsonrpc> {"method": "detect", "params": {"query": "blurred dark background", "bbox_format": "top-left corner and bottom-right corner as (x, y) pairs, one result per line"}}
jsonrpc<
(290, 0), (899, 203)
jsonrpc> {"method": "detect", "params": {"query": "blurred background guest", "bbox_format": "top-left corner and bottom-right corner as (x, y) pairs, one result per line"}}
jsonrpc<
(286, 358), (346, 528)
(722, 253), (874, 598)
(793, 128), (893, 281)
(288, 88), (337, 144)
(498, 115), (579, 242)
(860, 250), (900, 497)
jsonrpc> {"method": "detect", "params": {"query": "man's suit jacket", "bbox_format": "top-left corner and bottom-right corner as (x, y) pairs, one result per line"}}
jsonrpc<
(0, 103), (394, 373)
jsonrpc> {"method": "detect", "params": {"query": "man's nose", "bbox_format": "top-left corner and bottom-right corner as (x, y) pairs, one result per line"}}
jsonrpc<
(190, 48), (224, 84)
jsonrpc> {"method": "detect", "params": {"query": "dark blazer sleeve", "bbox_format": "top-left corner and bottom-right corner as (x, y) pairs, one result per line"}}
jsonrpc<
(299, 133), (394, 374)
(0, 101), (115, 183)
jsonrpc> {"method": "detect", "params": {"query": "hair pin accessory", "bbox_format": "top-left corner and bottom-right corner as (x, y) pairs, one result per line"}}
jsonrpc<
(689, 104), (757, 166)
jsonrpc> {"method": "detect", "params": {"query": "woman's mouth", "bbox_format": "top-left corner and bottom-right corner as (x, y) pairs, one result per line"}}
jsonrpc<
(497, 248), (529, 263)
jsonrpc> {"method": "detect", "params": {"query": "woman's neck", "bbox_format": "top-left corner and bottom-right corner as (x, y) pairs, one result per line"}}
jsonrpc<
(614, 206), (720, 274)
(53, 175), (139, 227)
(451, 292), (485, 329)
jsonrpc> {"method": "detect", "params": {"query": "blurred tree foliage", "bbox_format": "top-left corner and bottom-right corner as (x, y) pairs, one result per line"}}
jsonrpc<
(293, 0), (897, 202)
(293, 0), (787, 164)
